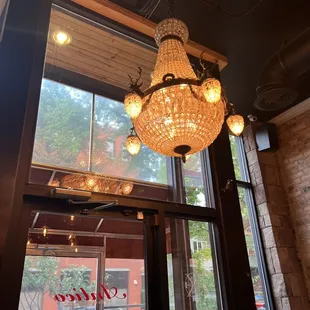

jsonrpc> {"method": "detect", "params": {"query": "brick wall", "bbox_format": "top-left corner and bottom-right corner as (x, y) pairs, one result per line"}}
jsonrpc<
(243, 124), (309, 309)
(276, 109), (310, 301)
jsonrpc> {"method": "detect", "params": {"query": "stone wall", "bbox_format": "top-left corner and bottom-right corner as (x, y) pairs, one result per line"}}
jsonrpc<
(243, 124), (309, 309)
(276, 109), (310, 301)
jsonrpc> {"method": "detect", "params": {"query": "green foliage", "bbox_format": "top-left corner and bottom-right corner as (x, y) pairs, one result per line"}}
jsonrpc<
(20, 256), (96, 309)
(188, 221), (217, 310)
(33, 79), (167, 184)
(21, 256), (59, 293)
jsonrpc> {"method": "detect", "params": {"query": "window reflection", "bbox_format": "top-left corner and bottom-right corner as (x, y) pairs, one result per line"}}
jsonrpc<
(30, 79), (172, 201)
(33, 79), (92, 170)
(166, 219), (218, 310)
(183, 153), (207, 207)
(93, 95), (167, 184)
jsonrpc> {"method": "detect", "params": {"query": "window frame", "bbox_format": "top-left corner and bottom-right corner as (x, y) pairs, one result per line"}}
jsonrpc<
(233, 135), (275, 310)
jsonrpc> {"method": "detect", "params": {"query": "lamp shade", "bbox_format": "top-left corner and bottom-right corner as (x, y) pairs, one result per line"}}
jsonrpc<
(226, 114), (245, 136)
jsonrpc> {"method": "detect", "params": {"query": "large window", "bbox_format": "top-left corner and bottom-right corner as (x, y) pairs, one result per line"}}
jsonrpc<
(33, 79), (167, 185)
(230, 135), (273, 310)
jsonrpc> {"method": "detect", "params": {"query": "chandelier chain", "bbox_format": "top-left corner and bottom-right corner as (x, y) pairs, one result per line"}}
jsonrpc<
(167, 0), (175, 18)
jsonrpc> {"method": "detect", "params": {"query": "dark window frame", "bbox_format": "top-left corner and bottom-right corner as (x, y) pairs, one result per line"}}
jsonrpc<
(233, 135), (275, 310)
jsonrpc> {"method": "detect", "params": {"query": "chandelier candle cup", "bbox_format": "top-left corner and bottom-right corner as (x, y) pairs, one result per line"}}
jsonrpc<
(226, 114), (245, 136)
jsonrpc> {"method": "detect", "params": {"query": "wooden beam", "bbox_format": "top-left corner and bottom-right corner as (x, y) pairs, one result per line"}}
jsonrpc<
(72, 0), (228, 70)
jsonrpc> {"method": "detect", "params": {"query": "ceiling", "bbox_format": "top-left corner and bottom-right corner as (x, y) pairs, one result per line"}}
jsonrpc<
(47, 7), (156, 91)
(109, 0), (310, 121)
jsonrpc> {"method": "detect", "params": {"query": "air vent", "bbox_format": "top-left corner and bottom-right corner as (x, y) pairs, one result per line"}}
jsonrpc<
(254, 87), (298, 111)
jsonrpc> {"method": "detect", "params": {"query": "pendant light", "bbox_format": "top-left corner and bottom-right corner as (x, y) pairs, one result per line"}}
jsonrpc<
(124, 0), (244, 161)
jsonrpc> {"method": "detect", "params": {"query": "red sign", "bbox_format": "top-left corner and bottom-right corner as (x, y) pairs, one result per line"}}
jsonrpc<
(54, 283), (127, 302)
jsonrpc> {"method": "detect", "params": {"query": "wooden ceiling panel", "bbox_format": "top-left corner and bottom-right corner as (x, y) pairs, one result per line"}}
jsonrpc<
(46, 8), (156, 90)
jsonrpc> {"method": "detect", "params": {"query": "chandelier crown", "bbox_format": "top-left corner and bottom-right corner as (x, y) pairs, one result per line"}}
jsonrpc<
(151, 18), (196, 86)
(154, 18), (189, 46)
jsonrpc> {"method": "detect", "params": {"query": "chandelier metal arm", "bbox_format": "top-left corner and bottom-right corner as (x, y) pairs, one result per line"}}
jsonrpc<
(142, 77), (201, 97)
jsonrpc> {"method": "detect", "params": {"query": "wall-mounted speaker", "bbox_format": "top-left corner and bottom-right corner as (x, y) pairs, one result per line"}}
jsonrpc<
(255, 123), (279, 152)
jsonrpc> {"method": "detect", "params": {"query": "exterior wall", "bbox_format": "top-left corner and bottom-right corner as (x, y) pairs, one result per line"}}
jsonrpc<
(275, 110), (310, 301)
(243, 124), (309, 309)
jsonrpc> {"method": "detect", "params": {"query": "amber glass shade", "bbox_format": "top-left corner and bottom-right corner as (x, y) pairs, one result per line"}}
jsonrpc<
(202, 78), (222, 103)
(121, 182), (134, 195)
(133, 18), (225, 157)
(226, 114), (245, 136)
(124, 93), (142, 119)
(126, 134), (141, 156)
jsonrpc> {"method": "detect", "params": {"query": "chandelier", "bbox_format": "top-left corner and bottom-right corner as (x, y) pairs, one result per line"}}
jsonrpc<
(124, 14), (244, 162)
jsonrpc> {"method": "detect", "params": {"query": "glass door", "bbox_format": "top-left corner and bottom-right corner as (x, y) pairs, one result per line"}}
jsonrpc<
(165, 218), (221, 310)
(19, 212), (146, 310)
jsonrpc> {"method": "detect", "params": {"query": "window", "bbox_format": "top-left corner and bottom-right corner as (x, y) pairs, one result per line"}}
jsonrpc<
(33, 79), (93, 170)
(183, 153), (207, 207)
(229, 135), (273, 310)
(33, 79), (167, 185)
(166, 219), (219, 310)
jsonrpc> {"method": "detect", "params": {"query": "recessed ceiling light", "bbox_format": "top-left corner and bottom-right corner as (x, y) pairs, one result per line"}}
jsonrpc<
(52, 30), (71, 45)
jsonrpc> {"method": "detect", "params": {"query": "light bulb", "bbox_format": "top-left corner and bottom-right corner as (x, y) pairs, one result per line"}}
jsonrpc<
(87, 177), (95, 187)
(27, 239), (31, 246)
(70, 215), (75, 221)
(75, 248), (78, 253)
(202, 78), (222, 103)
(121, 182), (134, 195)
(43, 226), (48, 237)
(226, 114), (245, 136)
(52, 31), (71, 45)
(124, 93), (142, 119)
(126, 134), (141, 156)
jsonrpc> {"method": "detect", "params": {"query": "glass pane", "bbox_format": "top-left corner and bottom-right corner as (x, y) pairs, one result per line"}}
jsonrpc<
(32, 79), (92, 170)
(229, 135), (243, 181)
(237, 187), (266, 310)
(166, 218), (219, 310)
(93, 95), (168, 184)
(19, 212), (146, 310)
(183, 153), (207, 207)
(19, 256), (98, 310)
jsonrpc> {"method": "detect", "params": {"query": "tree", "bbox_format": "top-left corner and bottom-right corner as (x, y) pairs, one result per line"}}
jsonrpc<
(19, 256), (96, 310)
(33, 79), (167, 185)
(188, 221), (217, 310)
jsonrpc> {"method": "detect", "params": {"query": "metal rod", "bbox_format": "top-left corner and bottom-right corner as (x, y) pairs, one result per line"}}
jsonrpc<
(31, 212), (40, 229)
(48, 170), (56, 184)
(95, 218), (104, 232)
(143, 77), (200, 97)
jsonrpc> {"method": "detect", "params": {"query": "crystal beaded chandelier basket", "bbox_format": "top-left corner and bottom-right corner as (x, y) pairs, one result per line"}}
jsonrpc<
(124, 4), (244, 161)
